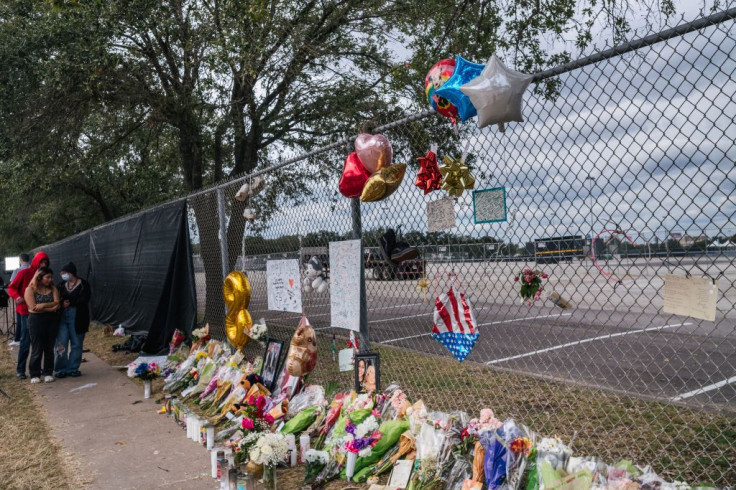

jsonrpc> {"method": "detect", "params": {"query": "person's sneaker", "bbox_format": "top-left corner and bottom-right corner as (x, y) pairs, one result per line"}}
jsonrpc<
(43, 376), (55, 383)
(17, 373), (27, 380)
(391, 242), (420, 263)
(30, 377), (41, 384)
(69, 371), (81, 377)
(8, 340), (20, 346)
(55, 372), (67, 379)
(380, 228), (397, 262)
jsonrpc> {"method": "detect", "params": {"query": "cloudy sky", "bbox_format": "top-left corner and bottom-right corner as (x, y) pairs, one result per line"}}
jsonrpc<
(240, 9), (735, 251)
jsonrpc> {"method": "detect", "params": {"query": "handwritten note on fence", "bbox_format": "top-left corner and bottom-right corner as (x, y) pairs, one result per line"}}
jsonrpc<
(663, 274), (718, 322)
(427, 197), (456, 233)
(266, 259), (302, 313)
(473, 187), (507, 223)
(330, 239), (361, 331)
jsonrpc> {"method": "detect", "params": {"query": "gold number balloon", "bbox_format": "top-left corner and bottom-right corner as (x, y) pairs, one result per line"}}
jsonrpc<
(223, 271), (252, 351)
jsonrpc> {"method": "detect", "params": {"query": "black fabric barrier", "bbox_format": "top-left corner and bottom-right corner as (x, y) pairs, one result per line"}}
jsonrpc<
(36, 201), (196, 354)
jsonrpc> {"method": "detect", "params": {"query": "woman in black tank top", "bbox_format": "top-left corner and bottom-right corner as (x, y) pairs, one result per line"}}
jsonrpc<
(24, 267), (60, 383)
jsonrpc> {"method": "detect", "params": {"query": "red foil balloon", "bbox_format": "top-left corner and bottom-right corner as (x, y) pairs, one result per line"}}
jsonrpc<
(339, 152), (371, 198)
(415, 150), (442, 194)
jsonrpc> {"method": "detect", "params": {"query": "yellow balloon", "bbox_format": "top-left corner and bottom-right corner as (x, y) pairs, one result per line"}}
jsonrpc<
(360, 163), (406, 202)
(223, 271), (252, 351)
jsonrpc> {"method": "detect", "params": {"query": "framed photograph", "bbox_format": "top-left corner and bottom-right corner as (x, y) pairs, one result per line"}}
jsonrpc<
(260, 339), (285, 392)
(354, 353), (380, 394)
(273, 364), (302, 399)
(473, 186), (507, 224)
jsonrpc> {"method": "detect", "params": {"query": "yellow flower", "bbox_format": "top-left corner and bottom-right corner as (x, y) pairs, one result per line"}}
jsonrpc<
(196, 352), (208, 361)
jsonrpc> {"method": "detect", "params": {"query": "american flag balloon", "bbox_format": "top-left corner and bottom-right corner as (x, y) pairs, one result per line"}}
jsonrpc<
(431, 286), (479, 362)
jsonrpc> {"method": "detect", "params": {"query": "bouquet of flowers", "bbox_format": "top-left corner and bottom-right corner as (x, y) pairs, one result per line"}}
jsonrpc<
(468, 408), (502, 436)
(304, 449), (330, 485)
(249, 319), (268, 345)
(249, 432), (289, 467)
(127, 361), (161, 380)
(229, 394), (275, 463)
(344, 415), (382, 457)
(168, 329), (186, 354)
(513, 268), (548, 305)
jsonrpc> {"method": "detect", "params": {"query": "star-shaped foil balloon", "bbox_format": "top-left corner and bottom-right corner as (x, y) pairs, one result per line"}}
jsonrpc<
(439, 155), (476, 197)
(460, 54), (533, 131)
(415, 150), (442, 194)
(434, 55), (485, 123)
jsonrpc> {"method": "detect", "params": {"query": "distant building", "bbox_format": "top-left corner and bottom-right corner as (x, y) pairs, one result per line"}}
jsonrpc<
(678, 234), (708, 248)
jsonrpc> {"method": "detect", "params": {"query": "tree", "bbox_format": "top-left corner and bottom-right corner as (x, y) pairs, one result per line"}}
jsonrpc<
(1, 0), (681, 325)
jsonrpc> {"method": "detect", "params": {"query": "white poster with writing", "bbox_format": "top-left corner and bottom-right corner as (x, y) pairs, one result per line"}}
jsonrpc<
(329, 239), (361, 332)
(266, 259), (302, 313)
(427, 196), (456, 233)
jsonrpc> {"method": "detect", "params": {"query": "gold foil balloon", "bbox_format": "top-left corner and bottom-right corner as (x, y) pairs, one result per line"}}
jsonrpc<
(439, 155), (476, 197)
(223, 271), (253, 351)
(360, 163), (407, 202)
(286, 315), (318, 377)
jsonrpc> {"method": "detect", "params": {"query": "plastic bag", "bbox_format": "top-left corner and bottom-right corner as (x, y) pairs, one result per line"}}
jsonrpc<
(445, 458), (473, 490)
(113, 325), (125, 337)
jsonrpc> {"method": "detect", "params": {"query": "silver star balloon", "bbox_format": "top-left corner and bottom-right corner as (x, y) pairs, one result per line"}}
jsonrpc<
(460, 54), (533, 132)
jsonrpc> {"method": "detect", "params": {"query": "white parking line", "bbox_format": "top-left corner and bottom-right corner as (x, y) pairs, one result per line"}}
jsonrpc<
(369, 302), (424, 311)
(478, 313), (571, 327)
(369, 313), (433, 324)
(380, 313), (571, 344)
(671, 375), (736, 401)
(485, 322), (692, 365)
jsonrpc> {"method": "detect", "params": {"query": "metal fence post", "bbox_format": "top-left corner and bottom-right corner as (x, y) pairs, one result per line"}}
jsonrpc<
(216, 188), (229, 280)
(351, 197), (370, 353)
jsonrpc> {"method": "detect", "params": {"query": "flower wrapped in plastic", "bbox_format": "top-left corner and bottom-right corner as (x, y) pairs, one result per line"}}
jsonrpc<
(127, 360), (162, 381)
(286, 385), (325, 419)
(345, 418), (410, 481)
(406, 400), (428, 435)
(280, 405), (322, 435)
(182, 358), (217, 399)
(304, 449), (330, 486)
(314, 393), (346, 450)
(249, 432), (289, 467)
(168, 329), (186, 354)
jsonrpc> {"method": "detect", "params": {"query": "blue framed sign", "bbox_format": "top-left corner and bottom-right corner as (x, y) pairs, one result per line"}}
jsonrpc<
(473, 187), (507, 224)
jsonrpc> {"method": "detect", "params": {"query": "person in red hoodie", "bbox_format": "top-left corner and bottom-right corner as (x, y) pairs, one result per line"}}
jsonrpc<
(7, 251), (49, 379)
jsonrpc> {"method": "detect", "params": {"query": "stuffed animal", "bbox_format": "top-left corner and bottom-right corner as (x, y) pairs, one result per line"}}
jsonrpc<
(285, 316), (318, 377)
(303, 256), (328, 294)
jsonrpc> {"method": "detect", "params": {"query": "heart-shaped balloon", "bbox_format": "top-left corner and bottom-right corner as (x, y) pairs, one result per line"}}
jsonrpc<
(354, 133), (393, 174)
(360, 163), (406, 202)
(339, 152), (371, 198)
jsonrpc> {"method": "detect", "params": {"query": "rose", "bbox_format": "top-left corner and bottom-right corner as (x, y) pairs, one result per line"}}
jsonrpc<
(242, 418), (255, 430)
(256, 395), (267, 410)
(264, 413), (275, 424)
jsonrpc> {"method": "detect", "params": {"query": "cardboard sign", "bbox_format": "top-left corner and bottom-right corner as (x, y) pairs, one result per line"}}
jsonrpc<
(427, 197), (456, 233)
(663, 275), (718, 322)
(338, 348), (354, 372)
(266, 259), (302, 313)
(388, 459), (414, 488)
(330, 239), (361, 331)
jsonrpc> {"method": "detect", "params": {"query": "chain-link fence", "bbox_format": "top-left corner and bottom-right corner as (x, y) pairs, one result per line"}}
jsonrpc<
(25, 8), (735, 484)
(185, 11), (736, 483)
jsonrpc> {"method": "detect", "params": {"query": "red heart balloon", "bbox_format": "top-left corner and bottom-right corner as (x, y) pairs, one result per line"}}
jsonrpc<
(339, 152), (371, 198)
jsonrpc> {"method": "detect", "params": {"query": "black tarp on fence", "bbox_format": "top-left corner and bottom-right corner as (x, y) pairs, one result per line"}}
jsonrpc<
(37, 201), (196, 354)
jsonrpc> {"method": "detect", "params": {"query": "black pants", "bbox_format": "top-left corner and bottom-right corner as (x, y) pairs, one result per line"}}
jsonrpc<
(29, 313), (58, 377)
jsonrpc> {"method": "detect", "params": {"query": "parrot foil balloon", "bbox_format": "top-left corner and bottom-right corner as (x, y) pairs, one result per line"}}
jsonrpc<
(425, 58), (460, 123)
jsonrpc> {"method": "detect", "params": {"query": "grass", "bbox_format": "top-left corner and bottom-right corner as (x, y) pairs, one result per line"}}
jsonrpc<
(0, 343), (84, 489)
(83, 323), (736, 486)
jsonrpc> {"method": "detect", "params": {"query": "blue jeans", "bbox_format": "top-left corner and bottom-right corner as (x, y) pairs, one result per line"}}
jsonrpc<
(55, 307), (78, 375)
(16, 314), (30, 376)
(14, 312), (21, 341)
(68, 331), (85, 373)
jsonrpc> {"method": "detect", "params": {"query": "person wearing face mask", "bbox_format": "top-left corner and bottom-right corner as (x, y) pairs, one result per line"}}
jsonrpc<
(25, 267), (60, 383)
(54, 262), (91, 378)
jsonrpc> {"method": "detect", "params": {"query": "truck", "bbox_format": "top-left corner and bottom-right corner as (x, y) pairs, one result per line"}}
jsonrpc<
(364, 248), (425, 281)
